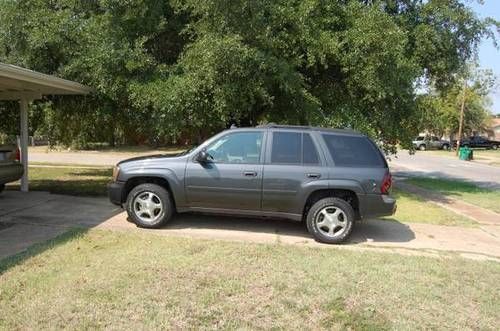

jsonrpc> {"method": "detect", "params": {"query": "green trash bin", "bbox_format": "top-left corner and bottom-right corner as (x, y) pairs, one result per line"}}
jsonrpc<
(459, 147), (473, 161)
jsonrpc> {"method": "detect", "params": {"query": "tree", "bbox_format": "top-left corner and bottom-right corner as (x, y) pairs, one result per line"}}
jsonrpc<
(0, 0), (498, 150)
(417, 66), (495, 138)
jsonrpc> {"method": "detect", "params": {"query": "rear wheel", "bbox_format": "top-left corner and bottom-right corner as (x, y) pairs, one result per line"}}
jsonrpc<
(126, 183), (174, 228)
(306, 198), (354, 244)
(493, 144), (498, 150)
(442, 144), (450, 150)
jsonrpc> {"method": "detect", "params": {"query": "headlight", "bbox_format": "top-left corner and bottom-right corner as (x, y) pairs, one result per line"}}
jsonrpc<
(112, 166), (120, 181)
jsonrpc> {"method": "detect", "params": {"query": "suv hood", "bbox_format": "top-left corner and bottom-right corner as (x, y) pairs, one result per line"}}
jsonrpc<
(117, 152), (186, 166)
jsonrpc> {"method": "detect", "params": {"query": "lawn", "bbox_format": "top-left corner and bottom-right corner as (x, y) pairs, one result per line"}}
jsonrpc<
(383, 189), (476, 227)
(7, 166), (112, 196)
(0, 229), (499, 330)
(406, 177), (500, 214)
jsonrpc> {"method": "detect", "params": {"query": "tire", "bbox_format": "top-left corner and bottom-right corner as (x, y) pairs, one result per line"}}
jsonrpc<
(126, 183), (174, 228)
(442, 144), (450, 150)
(493, 144), (498, 150)
(0, 184), (4, 193)
(419, 144), (426, 151)
(306, 198), (355, 244)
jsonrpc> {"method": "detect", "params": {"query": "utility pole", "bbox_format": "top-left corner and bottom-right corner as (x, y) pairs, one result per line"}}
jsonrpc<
(456, 80), (467, 156)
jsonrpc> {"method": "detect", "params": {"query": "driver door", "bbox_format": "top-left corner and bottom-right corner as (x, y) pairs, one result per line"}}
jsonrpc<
(185, 130), (265, 211)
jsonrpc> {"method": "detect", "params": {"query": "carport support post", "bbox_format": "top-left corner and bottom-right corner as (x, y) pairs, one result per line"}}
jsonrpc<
(19, 98), (29, 192)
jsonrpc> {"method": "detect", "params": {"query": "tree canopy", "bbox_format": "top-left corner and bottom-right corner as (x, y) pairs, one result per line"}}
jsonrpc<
(0, 0), (498, 149)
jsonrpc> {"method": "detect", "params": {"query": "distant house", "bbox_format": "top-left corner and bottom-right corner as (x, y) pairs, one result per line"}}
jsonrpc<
(486, 117), (500, 140)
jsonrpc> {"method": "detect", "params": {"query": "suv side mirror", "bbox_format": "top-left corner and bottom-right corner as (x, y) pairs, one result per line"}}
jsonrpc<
(196, 150), (211, 163)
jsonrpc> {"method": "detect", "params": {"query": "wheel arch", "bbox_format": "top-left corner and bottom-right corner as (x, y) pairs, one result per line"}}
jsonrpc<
(123, 176), (176, 209)
(302, 188), (360, 220)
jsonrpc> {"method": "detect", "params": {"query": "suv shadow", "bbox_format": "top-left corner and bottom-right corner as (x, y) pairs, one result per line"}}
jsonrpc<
(147, 214), (416, 244)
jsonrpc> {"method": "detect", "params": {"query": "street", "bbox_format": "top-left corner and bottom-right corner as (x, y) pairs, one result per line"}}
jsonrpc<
(390, 150), (500, 189)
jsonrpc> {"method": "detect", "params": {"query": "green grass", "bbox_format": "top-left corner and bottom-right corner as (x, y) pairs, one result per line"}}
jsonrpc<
(383, 189), (477, 227)
(7, 166), (112, 196)
(406, 177), (500, 214)
(0, 229), (499, 330)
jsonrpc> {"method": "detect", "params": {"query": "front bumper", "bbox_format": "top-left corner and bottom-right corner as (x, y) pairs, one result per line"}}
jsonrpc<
(359, 194), (396, 220)
(108, 181), (125, 206)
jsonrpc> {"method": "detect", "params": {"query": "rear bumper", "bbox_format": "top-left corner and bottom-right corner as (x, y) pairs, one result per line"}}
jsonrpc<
(0, 163), (23, 185)
(359, 194), (396, 220)
(108, 181), (125, 206)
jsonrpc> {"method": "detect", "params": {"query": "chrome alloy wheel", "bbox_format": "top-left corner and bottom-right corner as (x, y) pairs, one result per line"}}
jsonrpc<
(315, 206), (348, 239)
(133, 192), (163, 224)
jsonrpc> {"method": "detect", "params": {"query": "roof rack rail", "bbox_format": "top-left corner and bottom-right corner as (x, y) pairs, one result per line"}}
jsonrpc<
(256, 123), (313, 130)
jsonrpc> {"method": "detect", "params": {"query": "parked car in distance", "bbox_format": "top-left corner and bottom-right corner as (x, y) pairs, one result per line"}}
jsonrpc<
(412, 136), (450, 151)
(453, 136), (500, 150)
(108, 125), (396, 244)
(0, 145), (23, 193)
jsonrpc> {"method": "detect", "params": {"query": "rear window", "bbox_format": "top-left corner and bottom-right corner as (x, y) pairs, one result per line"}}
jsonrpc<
(322, 134), (385, 167)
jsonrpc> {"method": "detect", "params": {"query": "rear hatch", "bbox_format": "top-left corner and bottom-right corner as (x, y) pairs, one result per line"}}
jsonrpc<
(0, 145), (19, 165)
(0, 145), (18, 164)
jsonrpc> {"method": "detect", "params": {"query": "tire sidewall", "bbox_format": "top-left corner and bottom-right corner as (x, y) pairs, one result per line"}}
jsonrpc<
(126, 184), (173, 228)
(306, 198), (354, 244)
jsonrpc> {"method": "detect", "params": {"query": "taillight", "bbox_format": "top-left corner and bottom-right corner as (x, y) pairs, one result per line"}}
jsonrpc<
(381, 172), (392, 195)
(15, 147), (21, 162)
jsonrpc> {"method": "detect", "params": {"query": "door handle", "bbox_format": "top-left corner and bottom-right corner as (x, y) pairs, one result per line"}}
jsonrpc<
(243, 171), (258, 177)
(307, 173), (321, 179)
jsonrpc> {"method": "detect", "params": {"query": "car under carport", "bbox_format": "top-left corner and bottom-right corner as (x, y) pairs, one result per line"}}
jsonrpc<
(0, 62), (92, 191)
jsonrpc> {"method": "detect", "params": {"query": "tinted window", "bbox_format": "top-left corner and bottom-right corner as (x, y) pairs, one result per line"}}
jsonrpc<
(415, 137), (424, 141)
(303, 133), (319, 164)
(322, 134), (385, 167)
(271, 132), (301, 164)
(206, 131), (263, 164)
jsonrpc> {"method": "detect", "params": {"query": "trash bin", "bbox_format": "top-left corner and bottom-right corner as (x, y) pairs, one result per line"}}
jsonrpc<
(459, 147), (473, 161)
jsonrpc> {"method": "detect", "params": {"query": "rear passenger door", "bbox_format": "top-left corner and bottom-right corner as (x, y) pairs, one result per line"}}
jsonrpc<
(262, 131), (327, 215)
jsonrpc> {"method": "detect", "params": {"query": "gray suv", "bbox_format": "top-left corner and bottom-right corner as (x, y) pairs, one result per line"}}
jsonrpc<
(108, 125), (396, 244)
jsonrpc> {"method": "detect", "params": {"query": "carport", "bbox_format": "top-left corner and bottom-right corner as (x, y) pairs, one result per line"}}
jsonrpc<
(0, 63), (92, 191)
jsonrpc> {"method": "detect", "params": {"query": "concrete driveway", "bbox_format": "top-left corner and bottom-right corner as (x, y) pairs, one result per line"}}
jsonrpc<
(1, 191), (499, 261)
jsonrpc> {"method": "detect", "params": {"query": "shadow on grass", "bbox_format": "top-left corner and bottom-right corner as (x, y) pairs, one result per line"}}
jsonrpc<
(405, 177), (494, 196)
(0, 228), (88, 275)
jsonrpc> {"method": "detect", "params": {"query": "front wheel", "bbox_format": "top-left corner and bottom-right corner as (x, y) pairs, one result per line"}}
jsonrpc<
(442, 144), (450, 150)
(306, 198), (355, 244)
(419, 144), (426, 151)
(492, 144), (498, 150)
(126, 183), (174, 228)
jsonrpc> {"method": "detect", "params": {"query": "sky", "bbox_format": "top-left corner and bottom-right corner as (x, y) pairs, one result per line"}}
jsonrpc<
(470, 0), (500, 114)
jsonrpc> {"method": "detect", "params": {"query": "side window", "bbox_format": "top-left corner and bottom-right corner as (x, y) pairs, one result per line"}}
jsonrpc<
(303, 133), (319, 165)
(206, 131), (263, 164)
(322, 134), (385, 167)
(270, 132), (320, 165)
(271, 132), (301, 164)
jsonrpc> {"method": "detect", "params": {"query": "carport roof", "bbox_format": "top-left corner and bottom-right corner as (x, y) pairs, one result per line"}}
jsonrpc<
(0, 62), (92, 100)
